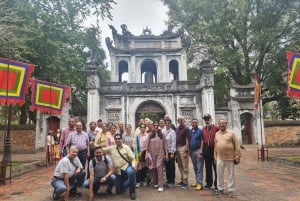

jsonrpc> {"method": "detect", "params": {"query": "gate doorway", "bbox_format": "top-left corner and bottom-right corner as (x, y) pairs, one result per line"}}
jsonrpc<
(47, 116), (60, 134)
(135, 101), (165, 128)
(241, 112), (253, 144)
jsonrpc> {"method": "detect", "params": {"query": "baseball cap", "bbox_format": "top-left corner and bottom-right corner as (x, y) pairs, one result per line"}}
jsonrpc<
(203, 114), (212, 119)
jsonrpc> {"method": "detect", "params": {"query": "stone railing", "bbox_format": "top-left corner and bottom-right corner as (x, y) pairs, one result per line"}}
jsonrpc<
(100, 80), (201, 94)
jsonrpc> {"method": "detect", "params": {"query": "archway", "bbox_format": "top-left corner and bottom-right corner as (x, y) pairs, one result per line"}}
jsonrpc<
(141, 59), (157, 83)
(135, 100), (165, 128)
(240, 112), (253, 144)
(118, 60), (128, 82)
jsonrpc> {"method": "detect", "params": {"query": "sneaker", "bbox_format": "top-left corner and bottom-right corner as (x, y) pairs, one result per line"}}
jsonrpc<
(228, 191), (236, 198)
(176, 181), (184, 187)
(195, 183), (202, 191)
(190, 183), (197, 187)
(70, 189), (81, 196)
(167, 182), (174, 188)
(180, 182), (188, 189)
(130, 192), (136, 200)
(136, 183), (141, 188)
(215, 190), (224, 195)
(154, 184), (159, 188)
(106, 188), (113, 195)
(214, 186), (218, 191)
(158, 187), (164, 192)
(52, 188), (59, 200)
(204, 184), (212, 189)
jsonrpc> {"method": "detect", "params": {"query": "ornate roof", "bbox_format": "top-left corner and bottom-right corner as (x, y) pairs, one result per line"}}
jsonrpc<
(105, 24), (191, 54)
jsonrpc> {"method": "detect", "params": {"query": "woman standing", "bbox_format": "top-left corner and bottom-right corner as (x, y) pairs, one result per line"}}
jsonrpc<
(94, 123), (114, 147)
(164, 119), (176, 188)
(146, 121), (168, 192)
(134, 124), (149, 187)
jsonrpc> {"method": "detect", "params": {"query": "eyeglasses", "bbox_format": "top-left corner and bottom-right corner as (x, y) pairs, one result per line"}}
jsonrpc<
(115, 138), (121, 140)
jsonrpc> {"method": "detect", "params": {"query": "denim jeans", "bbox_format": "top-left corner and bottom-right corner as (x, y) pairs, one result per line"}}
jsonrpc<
(51, 171), (86, 197)
(116, 165), (136, 194)
(83, 174), (116, 194)
(190, 148), (203, 184)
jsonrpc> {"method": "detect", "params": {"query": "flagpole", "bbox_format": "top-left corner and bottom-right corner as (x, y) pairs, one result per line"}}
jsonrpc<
(259, 85), (265, 161)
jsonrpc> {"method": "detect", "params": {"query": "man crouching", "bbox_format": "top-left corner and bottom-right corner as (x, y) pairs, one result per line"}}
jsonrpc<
(51, 145), (85, 201)
(83, 146), (116, 201)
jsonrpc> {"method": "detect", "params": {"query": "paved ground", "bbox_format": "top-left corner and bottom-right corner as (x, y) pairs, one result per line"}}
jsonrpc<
(0, 145), (300, 201)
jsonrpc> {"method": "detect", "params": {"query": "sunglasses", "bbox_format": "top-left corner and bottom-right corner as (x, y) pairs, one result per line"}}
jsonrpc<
(115, 138), (121, 140)
(140, 127), (146, 128)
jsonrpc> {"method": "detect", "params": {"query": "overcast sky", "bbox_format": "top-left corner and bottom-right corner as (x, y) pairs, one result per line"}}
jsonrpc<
(85, 0), (169, 64)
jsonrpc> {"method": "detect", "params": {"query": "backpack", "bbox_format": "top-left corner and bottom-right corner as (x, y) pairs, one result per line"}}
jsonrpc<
(87, 155), (108, 178)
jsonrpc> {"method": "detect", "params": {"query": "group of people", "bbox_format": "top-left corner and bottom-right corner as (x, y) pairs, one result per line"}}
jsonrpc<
(50, 114), (241, 201)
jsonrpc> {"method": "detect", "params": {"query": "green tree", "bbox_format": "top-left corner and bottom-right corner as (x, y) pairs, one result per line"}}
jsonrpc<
(0, 0), (115, 123)
(163, 0), (300, 114)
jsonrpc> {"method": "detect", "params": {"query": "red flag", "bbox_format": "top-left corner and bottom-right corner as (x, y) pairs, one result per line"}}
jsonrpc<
(0, 58), (35, 106)
(30, 79), (71, 114)
(287, 52), (300, 98)
(254, 75), (261, 110)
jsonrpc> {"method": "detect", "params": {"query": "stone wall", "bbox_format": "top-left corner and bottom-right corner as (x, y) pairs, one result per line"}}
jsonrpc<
(0, 129), (37, 153)
(265, 121), (300, 147)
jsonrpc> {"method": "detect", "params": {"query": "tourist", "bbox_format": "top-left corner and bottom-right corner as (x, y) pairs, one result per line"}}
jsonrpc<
(189, 118), (204, 191)
(117, 120), (125, 136)
(109, 124), (117, 143)
(214, 119), (241, 197)
(201, 114), (219, 190)
(87, 121), (97, 159)
(59, 118), (76, 157)
(103, 134), (136, 200)
(83, 146), (116, 201)
(164, 114), (176, 130)
(54, 129), (61, 160)
(123, 124), (134, 151)
(51, 145), (85, 201)
(46, 129), (55, 164)
(164, 119), (176, 188)
(135, 118), (144, 135)
(146, 121), (168, 192)
(95, 119), (103, 133)
(134, 123), (149, 188)
(175, 116), (190, 188)
(94, 123), (114, 147)
(66, 121), (90, 168)
(158, 118), (165, 131)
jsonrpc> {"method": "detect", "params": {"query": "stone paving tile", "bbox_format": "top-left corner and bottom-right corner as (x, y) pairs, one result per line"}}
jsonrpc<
(0, 146), (300, 201)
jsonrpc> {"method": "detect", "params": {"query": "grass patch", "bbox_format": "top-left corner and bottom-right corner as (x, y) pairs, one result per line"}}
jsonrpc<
(284, 156), (300, 162)
(5, 162), (28, 172)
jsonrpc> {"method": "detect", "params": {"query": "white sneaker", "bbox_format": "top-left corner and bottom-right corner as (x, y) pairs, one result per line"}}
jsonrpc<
(154, 184), (159, 188)
(136, 183), (141, 188)
(158, 187), (164, 192)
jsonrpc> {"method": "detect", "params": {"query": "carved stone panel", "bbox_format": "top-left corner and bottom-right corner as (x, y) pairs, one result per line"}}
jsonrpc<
(181, 108), (195, 125)
(107, 110), (121, 125)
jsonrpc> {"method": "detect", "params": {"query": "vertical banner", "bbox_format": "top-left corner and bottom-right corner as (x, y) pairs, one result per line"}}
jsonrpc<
(287, 52), (300, 98)
(254, 75), (261, 110)
(0, 58), (35, 106)
(30, 79), (71, 114)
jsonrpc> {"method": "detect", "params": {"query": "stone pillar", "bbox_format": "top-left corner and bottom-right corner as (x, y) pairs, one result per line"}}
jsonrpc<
(111, 53), (118, 82)
(161, 54), (168, 82)
(180, 53), (188, 80)
(199, 60), (215, 119)
(86, 60), (101, 125)
(130, 55), (136, 83)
